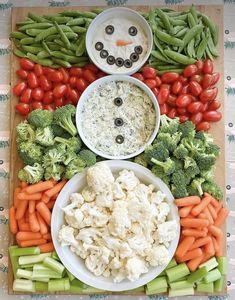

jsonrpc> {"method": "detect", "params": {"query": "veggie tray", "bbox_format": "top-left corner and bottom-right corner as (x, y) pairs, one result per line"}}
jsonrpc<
(9, 4), (226, 296)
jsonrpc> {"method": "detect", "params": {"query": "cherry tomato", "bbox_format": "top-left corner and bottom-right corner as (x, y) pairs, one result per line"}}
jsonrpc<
(13, 82), (27, 96)
(161, 84), (171, 90)
(54, 97), (64, 108)
(84, 63), (99, 73)
(200, 87), (218, 103)
(43, 67), (54, 75)
(142, 66), (157, 79)
(97, 71), (106, 78)
(76, 78), (88, 92)
(191, 112), (203, 125)
(203, 59), (213, 74)
(161, 72), (179, 83)
(178, 76), (188, 85)
(48, 71), (63, 82)
(144, 79), (157, 89)
(53, 84), (67, 98)
(167, 94), (177, 107)
(187, 102), (203, 114)
(183, 64), (198, 77)
(16, 69), (28, 80)
(191, 75), (203, 84)
(195, 60), (204, 72)
(68, 89), (80, 105)
(43, 104), (55, 111)
(20, 88), (32, 104)
(177, 108), (187, 115)
(64, 98), (73, 105)
(203, 110), (222, 122)
(179, 115), (189, 123)
(151, 87), (159, 97)
(32, 101), (43, 110)
(32, 87), (44, 101)
(20, 58), (34, 71)
(196, 121), (210, 131)
(176, 94), (192, 107)
(208, 100), (221, 111)
(189, 81), (202, 96)
(155, 76), (161, 87)
(201, 102), (209, 113)
(132, 73), (144, 81)
(158, 87), (169, 105)
(43, 91), (54, 104)
(27, 72), (38, 89)
(181, 84), (190, 94)
(69, 76), (77, 88)
(34, 64), (43, 77)
(83, 69), (97, 83)
(160, 103), (169, 115)
(15, 103), (30, 115)
(171, 80), (183, 95)
(69, 67), (83, 77)
(211, 72), (220, 85)
(202, 74), (213, 89)
(38, 75), (52, 91)
(59, 68), (70, 84)
(167, 108), (177, 119)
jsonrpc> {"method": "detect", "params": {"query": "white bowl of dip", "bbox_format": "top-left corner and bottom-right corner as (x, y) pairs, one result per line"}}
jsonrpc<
(86, 7), (153, 75)
(76, 75), (160, 160)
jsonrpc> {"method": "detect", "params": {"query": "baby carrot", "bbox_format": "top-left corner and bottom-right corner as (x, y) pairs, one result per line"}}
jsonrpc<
(17, 192), (42, 201)
(190, 236), (211, 250)
(19, 223), (31, 231)
(212, 236), (219, 253)
(215, 201), (223, 213)
(208, 203), (217, 220)
(191, 196), (211, 216)
(39, 242), (54, 253)
(49, 179), (57, 185)
(180, 218), (209, 228)
(21, 181), (28, 188)
(36, 212), (48, 235)
(46, 200), (56, 210)
(19, 238), (47, 247)
(16, 231), (42, 241)
(43, 233), (52, 240)
(15, 200), (28, 220)
(9, 207), (18, 234)
(182, 229), (207, 238)
(179, 206), (193, 218)
(178, 248), (203, 262)
(204, 192), (220, 207)
(13, 187), (21, 208)
(175, 196), (201, 207)
(208, 225), (223, 238)
(45, 180), (67, 198)
(214, 208), (229, 227)
(25, 181), (54, 194)
(204, 237), (215, 256)
(203, 207), (214, 224)
(25, 210), (29, 222)
(29, 212), (40, 232)
(201, 253), (213, 264)
(187, 255), (204, 272)
(29, 200), (36, 213)
(41, 193), (50, 204)
(51, 192), (59, 201)
(36, 201), (51, 226)
(175, 236), (195, 258)
(198, 212), (207, 219)
(215, 235), (223, 256)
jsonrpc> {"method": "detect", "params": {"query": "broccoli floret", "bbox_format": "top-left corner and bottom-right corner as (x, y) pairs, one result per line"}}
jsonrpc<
(16, 121), (35, 141)
(182, 138), (205, 154)
(171, 157), (184, 171)
(202, 180), (223, 200)
(79, 149), (96, 167)
(160, 114), (179, 134)
(173, 144), (189, 160)
(178, 121), (195, 139)
(54, 136), (82, 153)
(144, 142), (169, 163)
(194, 153), (216, 172)
(201, 169), (214, 181)
(134, 154), (148, 168)
(64, 151), (78, 166)
(205, 143), (220, 157)
(44, 164), (65, 181)
(28, 109), (53, 128)
(43, 147), (65, 168)
(172, 169), (191, 186)
(51, 124), (72, 139)
(53, 104), (77, 136)
(156, 132), (181, 153)
(190, 177), (205, 196)
(184, 157), (197, 169)
(171, 184), (188, 198)
(151, 157), (175, 175)
(18, 163), (44, 184)
(35, 126), (54, 147)
(17, 141), (43, 165)
(151, 165), (170, 185)
(184, 165), (200, 180)
(187, 185), (201, 197)
(195, 131), (213, 144)
(64, 157), (86, 179)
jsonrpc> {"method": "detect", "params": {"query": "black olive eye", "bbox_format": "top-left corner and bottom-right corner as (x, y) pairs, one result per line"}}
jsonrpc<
(107, 55), (115, 65)
(116, 135), (124, 144)
(95, 42), (103, 51)
(124, 59), (133, 68)
(114, 97), (123, 106)
(134, 45), (143, 54)
(115, 57), (124, 67)
(128, 26), (137, 36)
(100, 49), (109, 59)
(114, 118), (123, 126)
(130, 52), (139, 62)
(105, 25), (114, 35)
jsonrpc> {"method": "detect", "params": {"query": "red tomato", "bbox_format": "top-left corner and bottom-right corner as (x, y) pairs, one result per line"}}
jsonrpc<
(203, 59), (213, 74)
(63, 98), (73, 105)
(132, 73), (144, 81)
(59, 68), (70, 84)
(38, 75), (52, 91)
(53, 84), (67, 98)
(179, 115), (189, 123)
(69, 76), (77, 88)
(201, 102), (209, 113)
(151, 87), (159, 97)
(177, 108), (187, 115)
(43, 67), (54, 75)
(183, 64), (198, 77)
(195, 60), (204, 72)
(54, 97), (64, 108)
(208, 100), (221, 110)
(211, 72), (220, 85)
(32, 101), (43, 110)
(13, 82), (27, 96)
(178, 76), (188, 85)
(144, 79), (157, 89)
(171, 80), (183, 95)
(20, 58), (34, 71)
(200, 87), (218, 103)
(191, 112), (203, 125)
(161, 72), (179, 83)
(187, 102), (203, 114)
(16, 69), (28, 80)
(69, 67), (83, 77)
(48, 71), (63, 82)
(176, 94), (192, 107)
(191, 74), (203, 84)
(203, 110), (222, 122)
(158, 88), (169, 105)
(84, 63), (99, 73)
(160, 84), (171, 90)
(142, 66), (157, 79)
(68, 89), (80, 105)
(167, 108), (177, 119)
(15, 103), (30, 115)
(196, 121), (210, 131)
(83, 69), (97, 83)
(32, 87), (44, 101)
(34, 64), (43, 77)
(167, 94), (177, 107)
(189, 81), (202, 96)
(155, 76), (162, 87)
(160, 103), (169, 115)
(97, 71), (106, 78)
(181, 84), (190, 94)
(76, 78), (88, 92)
(27, 72), (38, 89)
(43, 91), (54, 104)
(202, 74), (213, 89)
(43, 104), (55, 111)
(20, 88), (32, 104)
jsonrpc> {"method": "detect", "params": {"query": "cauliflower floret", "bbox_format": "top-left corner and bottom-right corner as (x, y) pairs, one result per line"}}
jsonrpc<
(125, 256), (148, 281)
(155, 202), (170, 224)
(151, 190), (166, 205)
(110, 257), (123, 269)
(64, 208), (84, 229)
(81, 186), (96, 202)
(133, 183), (153, 204)
(70, 193), (84, 206)
(116, 169), (140, 191)
(103, 268), (111, 278)
(112, 268), (127, 283)
(71, 241), (87, 259)
(146, 245), (169, 267)
(119, 242), (133, 259)
(157, 220), (178, 245)
(96, 188), (113, 208)
(76, 228), (102, 244)
(86, 162), (114, 193)
(112, 182), (126, 199)
(58, 225), (78, 247)
(85, 253), (106, 276)
(128, 235), (151, 256)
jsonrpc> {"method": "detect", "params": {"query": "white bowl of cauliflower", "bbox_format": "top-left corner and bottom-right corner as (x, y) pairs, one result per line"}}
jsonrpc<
(51, 161), (180, 292)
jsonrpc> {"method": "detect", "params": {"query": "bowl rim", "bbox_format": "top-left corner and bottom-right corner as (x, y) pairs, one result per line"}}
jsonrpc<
(75, 74), (160, 160)
(51, 160), (180, 291)
(85, 7), (153, 75)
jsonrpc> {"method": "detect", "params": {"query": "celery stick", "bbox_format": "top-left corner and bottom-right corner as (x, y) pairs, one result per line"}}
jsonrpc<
(9, 246), (20, 279)
(168, 287), (194, 297)
(35, 281), (48, 292)
(20, 264), (35, 269)
(51, 251), (60, 261)
(32, 264), (62, 279)
(217, 257), (228, 275)
(187, 266), (208, 283)
(166, 258), (177, 269)
(166, 263), (190, 282)
(146, 286), (167, 295)
(197, 282), (214, 293)
(43, 257), (65, 275)
(147, 276), (168, 293)
(16, 269), (33, 280)
(66, 270), (75, 281)
(199, 257), (218, 272)
(214, 275), (224, 292)
(32, 277), (50, 282)
(204, 268), (221, 283)
(71, 278), (85, 288)
(168, 276), (188, 283)
(11, 246), (40, 257)
(169, 280), (194, 290)
(69, 285), (83, 293)
(19, 253), (51, 265)
(13, 279), (35, 292)
(48, 278), (70, 291)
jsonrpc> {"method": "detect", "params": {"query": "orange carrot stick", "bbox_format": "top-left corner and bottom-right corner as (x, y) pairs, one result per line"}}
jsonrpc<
(19, 223), (31, 232)
(15, 200), (28, 220)
(208, 225), (223, 238)
(179, 206), (193, 218)
(29, 212), (40, 232)
(41, 193), (51, 204)
(208, 203), (217, 220)
(178, 248), (203, 262)
(21, 181), (28, 188)
(9, 207), (18, 234)
(180, 218), (209, 228)
(215, 202), (223, 213)
(29, 201), (36, 213)
(212, 236), (219, 253)
(43, 233), (52, 240)
(51, 193), (59, 201)
(204, 192), (220, 207)
(175, 236), (195, 258)
(39, 242), (55, 253)
(201, 253), (213, 264)
(202, 227), (208, 234)
(45, 180), (67, 198)
(19, 238), (47, 247)
(198, 212), (207, 219)
(46, 200), (56, 210)
(25, 210), (29, 222)
(17, 192), (42, 201)
(182, 229), (207, 238)
(36, 212), (48, 235)
(49, 179), (57, 186)
(204, 237), (215, 256)
(36, 202), (51, 226)
(203, 207), (214, 224)
(16, 231), (42, 241)
(215, 235), (223, 256)
(13, 187), (21, 208)
(187, 255), (204, 272)
(191, 196), (211, 216)
(190, 236), (211, 250)
(214, 208), (229, 227)
(25, 181), (54, 194)
(175, 196), (201, 207)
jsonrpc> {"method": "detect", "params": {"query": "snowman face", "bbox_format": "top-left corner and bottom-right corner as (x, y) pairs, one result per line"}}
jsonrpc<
(92, 17), (148, 72)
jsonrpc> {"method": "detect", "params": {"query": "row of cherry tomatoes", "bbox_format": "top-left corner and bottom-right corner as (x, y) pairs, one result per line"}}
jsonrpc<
(13, 58), (105, 116)
(132, 60), (221, 131)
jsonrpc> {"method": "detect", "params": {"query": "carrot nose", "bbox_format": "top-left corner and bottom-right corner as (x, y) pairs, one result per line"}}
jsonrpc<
(116, 40), (133, 47)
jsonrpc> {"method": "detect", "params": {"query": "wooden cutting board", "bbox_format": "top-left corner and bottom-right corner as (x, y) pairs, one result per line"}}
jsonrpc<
(9, 5), (225, 295)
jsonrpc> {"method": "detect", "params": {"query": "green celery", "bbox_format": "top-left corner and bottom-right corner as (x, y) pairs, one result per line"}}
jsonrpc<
(187, 266), (208, 283)
(166, 258), (177, 269)
(48, 278), (70, 291)
(199, 257), (218, 272)
(32, 277), (50, 282)
(16, 268), (33, 279)
(169, 280), (194, 290)
(197, 282), (214, 293)
(13, 279), (35, 292)
(147, 276), (168, 293)
(43, 257), (65, 275)
(204, 268), (221, 283)
(32, 264), (62, 279)
(214, 275), (225, 292)
(19, 253), (51, 265)
(217, 257), (228, 275)
(168, 276), (188, 283)
(35, 281), (48, 292)
(168, 287), (194, 297)
(51, 251), (60, 261)
(9, 246), (20, 279)
(66, 269), (75, 281)
(20, 264), (35, 269)
(166, 263), (190, 282)
(11, 246), (40, 257)
(69, 284), (84, 293)
(146, 286), (167, 295)
(70, 278), (85, 288)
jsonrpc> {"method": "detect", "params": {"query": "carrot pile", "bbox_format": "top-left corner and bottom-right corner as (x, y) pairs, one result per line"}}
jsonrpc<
(9, 179), (67, 252)
(175, 193), (228, 272)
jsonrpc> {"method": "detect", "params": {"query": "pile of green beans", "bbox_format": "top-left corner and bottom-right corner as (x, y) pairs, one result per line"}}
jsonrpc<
(145, 5), (219, 73)
(10, 9), (103, 68)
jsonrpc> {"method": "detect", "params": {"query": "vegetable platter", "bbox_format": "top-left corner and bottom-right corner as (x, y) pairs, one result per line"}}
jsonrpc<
(9, 4), (226, 296)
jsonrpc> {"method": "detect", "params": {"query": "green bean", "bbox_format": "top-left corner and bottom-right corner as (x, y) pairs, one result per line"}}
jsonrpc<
(51, 58), (71, 68)
(172, 14), (189, 21)
(16, 20), (34, 26)
(19, 37), (35, 45)
(70, 26), (87, 33)
(46, 16), (71, 24)
(187, 38), (195, 58)
(13, 48), (27, 58)
(66, 18), (85, 26)
(151, 50), (178, 64)
(148, 10), (156, 27)
(156, 64), (183, 70)
(42, 41), (52, 55)
(205, 46), (214, 60)
(11, 32), (27, 39)
(50, 64), (61, 68)
(19, 22), (53, 30)
(47, 44), (61, 51)
(27, 53), (53, 66)
(156, 9), (172, 32)
(21, 45), (44, 54)
(35, 25), (72, 42)
(73, 61), (89, 67)
(208, 31), (218, 57)
(85, 18), (93, 28)
(61, 47), (75, 56)
(54, 21), (71, 49)
(91, 8), (104, 14)
(50, 51), (83, 63)
(165, 11), (183, 17)
(196, 33), (209, 59)
(78, 11), (97, 19)
(201, 14), (217, 44)
(61, 10), (97, 18)
(214, 24), (219, 46)
(153, 34), (167, 57)
(188, 13), (196, 28)
(37, 50), (51, 58)
(154, 27), (184, 48)
(164, 49), (196, 64)
(170, 19), (186, 26)
(158, 68), (183, 75)
(28, 12), (48, 23)
(45, 32), (78, 41)
(190, 4), (198, 23)
(76, 35), (86, 56)
(26, 29), (44, 36)
(160, 8), (175, 13)
(180, 24), (203, 49)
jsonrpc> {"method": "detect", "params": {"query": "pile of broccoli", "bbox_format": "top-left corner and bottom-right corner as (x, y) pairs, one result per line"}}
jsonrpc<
(17, 105), (97, 183)
(134, 115), (223, 200)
